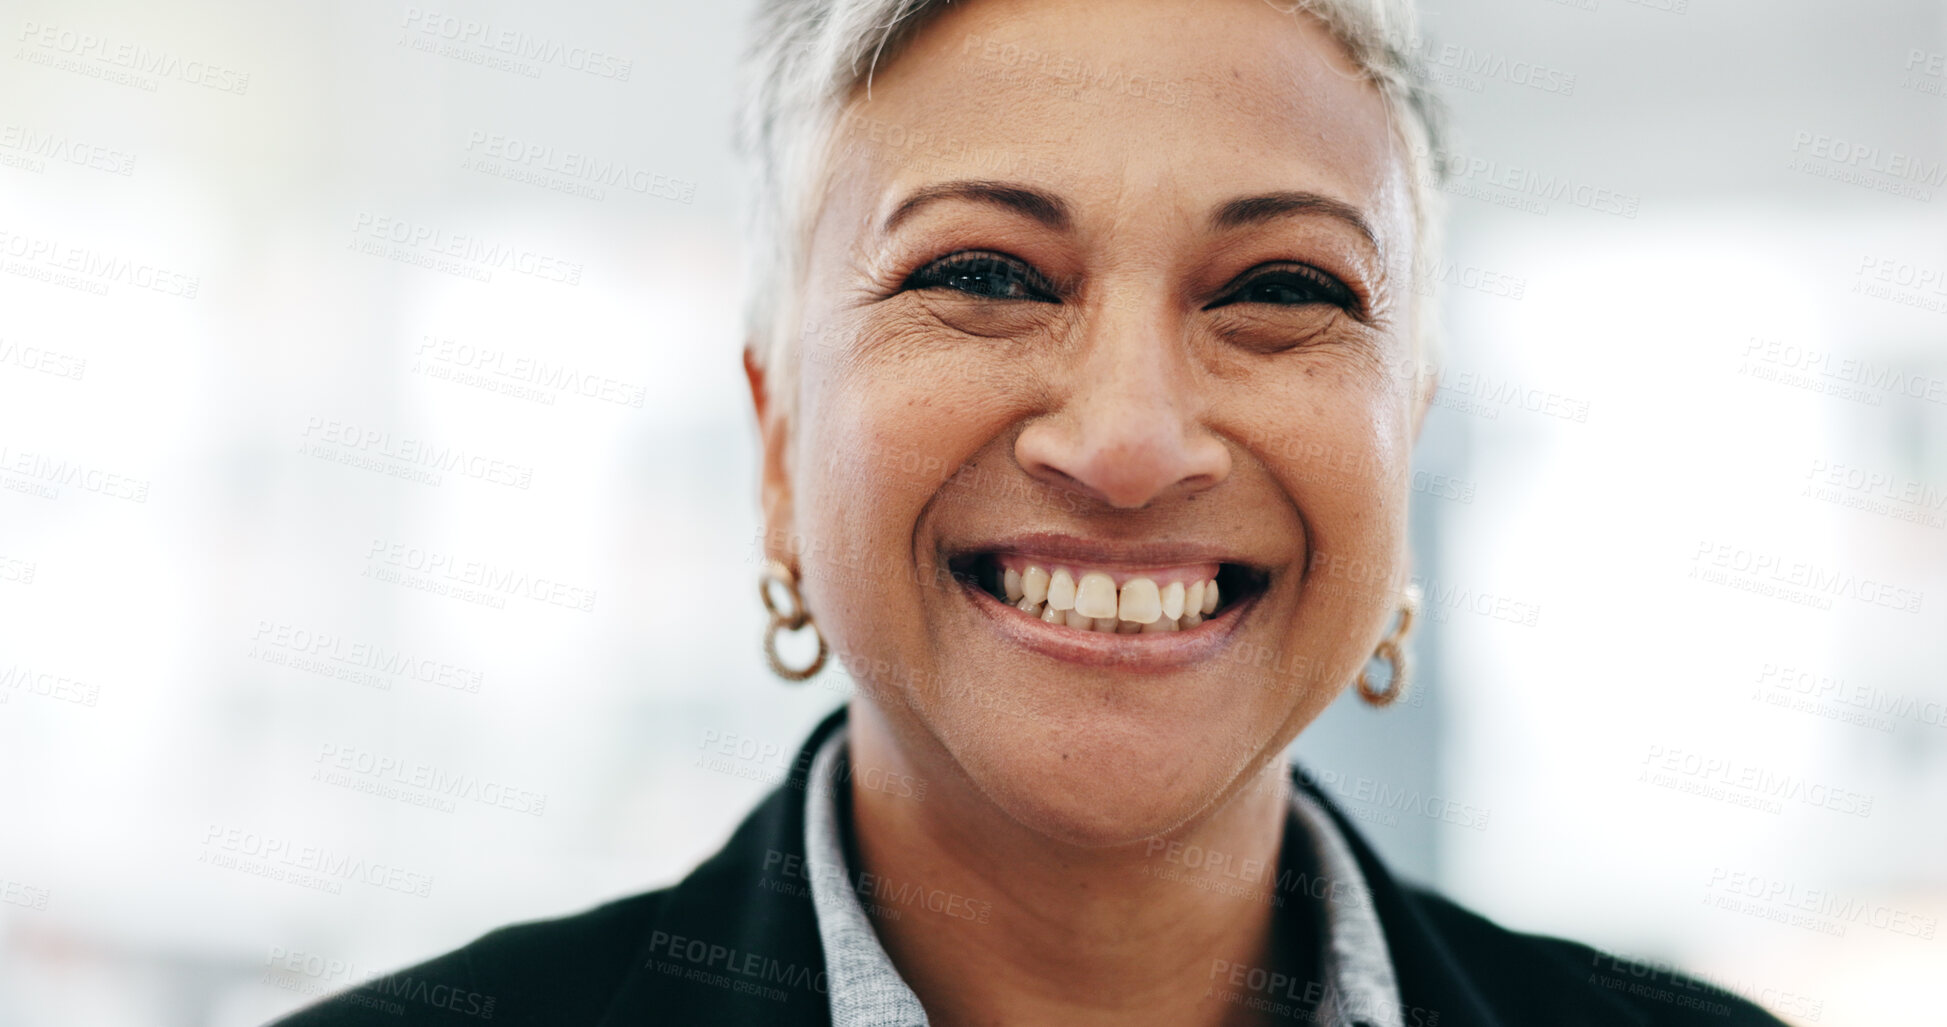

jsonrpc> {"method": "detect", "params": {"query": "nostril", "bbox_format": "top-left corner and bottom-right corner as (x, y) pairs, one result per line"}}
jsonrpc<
(1015, 417), (1231, 512)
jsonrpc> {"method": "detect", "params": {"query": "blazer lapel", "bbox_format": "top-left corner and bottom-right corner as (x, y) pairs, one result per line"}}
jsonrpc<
(595, 709), (849, 1026)
(591, 710), (1651, 1027)
(1291, 768), (1648, 1027)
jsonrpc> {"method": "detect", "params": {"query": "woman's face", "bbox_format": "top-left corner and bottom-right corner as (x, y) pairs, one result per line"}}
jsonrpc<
(756, 0), (1425, 846)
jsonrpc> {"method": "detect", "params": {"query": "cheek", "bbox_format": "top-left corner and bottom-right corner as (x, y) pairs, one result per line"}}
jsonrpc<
(794, 304), (1039, 528)
(1253, 364), (1416, 614)
(1247, 347), (1415, 499)
(788, 345), (1012, 648)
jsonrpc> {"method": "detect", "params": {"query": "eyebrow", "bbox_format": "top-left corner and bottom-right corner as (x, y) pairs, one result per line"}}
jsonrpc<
(880, 180), (1377, 251)
(881, 180), (1071, 234)
(1210, 191), (1378, 250)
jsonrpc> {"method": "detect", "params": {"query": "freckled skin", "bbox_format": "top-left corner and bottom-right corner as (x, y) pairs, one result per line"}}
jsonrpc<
(745, 0), (1432, 1023)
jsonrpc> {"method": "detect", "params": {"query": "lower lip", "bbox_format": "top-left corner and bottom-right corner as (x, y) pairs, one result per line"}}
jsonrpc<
(959, 577), (1254, 671)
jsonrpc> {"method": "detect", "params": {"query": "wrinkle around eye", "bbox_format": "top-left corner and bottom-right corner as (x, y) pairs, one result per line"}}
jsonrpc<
(1204, 304), (1381, 358)
(897, 288), (1072, 342)
(1207, 304), (1347, 350)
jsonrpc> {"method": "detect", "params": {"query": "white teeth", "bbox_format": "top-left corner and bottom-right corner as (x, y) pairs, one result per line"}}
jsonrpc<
(1074, 572), (1118, 619)
(1118, 577), (1162, 624)
(1000, 562), (1223, 634)
(1160, 581), (1186, 621)
(1021, 566), (1050, 606)
(1047, 569), (1077, 611)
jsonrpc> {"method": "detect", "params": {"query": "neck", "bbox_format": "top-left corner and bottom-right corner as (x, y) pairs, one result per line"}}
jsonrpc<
(844, 700), (1295, 1027)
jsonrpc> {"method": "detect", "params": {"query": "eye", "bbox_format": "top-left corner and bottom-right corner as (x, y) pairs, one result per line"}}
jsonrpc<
(1206, 263), (1358, 313)
(902, 251), (1060, 303)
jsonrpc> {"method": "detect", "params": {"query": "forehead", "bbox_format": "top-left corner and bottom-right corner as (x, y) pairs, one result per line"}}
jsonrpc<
(823, 0), (1410, 248)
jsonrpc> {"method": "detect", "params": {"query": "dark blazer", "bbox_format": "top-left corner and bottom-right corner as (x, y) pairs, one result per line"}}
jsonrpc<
(274, 708), (1787, 1026)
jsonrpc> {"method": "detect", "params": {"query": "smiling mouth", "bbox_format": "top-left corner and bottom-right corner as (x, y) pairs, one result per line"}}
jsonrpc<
(950, 552), (1267, 635)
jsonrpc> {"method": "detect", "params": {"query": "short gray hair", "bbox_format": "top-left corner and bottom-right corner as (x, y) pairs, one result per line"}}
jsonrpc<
(735, 0), (1447, 404)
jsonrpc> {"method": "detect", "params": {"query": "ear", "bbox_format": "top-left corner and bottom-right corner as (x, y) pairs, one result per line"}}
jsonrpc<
(745, 346), (796, 564)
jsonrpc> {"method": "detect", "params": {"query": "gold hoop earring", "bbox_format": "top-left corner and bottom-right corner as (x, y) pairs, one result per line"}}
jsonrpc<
(1357, 582), (1421, 707)
(760, 560), (828, 682)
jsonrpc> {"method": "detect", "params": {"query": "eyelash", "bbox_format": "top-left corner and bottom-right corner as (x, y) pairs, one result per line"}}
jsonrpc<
(901, 251), (1060, 303)
(899, 251), (1359, 314)
(1204, 264), (1359, 315)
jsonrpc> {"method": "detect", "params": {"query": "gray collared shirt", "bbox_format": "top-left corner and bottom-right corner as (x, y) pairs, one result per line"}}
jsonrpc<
(803, 726), (1403, 1027)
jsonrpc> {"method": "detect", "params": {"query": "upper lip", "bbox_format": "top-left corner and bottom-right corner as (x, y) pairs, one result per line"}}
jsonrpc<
(943, 531), (1270, 571)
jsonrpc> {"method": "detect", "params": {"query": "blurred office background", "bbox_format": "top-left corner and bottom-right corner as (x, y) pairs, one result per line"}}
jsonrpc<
(1, 0), (1942, 1023)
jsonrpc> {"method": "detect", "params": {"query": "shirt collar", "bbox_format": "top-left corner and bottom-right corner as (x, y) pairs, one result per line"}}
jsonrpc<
(803, 725), (1402, 1027)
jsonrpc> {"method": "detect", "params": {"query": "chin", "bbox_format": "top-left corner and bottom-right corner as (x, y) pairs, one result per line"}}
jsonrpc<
(923, 679), (1280, 850)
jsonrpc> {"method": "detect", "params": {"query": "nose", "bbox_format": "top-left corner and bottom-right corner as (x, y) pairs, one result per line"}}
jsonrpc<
(1014, 298), (1231, 510)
